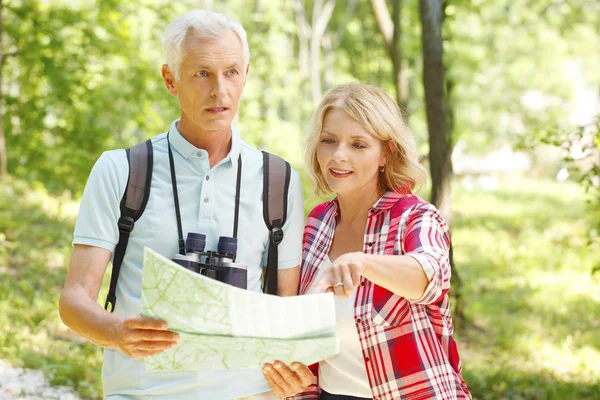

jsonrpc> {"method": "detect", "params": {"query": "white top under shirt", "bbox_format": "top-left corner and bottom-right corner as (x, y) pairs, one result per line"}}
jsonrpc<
(317, 257), (372, 398)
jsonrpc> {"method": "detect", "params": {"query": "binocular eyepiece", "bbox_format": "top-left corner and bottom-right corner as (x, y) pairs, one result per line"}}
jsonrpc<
(172, 233), (247, 290)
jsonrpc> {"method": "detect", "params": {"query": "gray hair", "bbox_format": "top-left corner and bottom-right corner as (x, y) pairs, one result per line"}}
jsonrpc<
(163, 10), (250, 81)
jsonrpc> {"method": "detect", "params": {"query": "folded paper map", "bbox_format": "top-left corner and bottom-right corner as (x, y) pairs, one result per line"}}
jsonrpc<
(140, 247), (340, 372)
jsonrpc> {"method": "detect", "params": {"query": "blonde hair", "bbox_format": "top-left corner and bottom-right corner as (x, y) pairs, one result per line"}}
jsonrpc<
(304, 82), (428, 196)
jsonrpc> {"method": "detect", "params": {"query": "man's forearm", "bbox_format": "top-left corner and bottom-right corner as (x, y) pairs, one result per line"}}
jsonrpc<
(59, 286), (122, 349)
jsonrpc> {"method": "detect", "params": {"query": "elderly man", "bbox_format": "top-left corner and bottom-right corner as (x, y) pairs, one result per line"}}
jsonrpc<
(59, 10), (310, 400)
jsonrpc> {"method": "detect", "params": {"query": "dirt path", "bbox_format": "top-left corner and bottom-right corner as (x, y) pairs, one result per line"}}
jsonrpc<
(0, 360), (81, 400)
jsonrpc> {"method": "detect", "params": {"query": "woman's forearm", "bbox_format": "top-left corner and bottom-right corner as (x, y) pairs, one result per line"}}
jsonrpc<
(361, 254), (429, 300)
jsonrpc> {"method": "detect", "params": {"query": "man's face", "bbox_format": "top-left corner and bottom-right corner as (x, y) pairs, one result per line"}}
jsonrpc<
(165, 29), (247, 134)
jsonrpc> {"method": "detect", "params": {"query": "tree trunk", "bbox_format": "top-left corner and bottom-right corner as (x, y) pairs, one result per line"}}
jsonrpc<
(389, 0), (405, 110)
(254, 0), (269, 149)
(448, 236), (465, 326)
(0, 0), (6, 177)
(322, 0), (357, 91)
(309, 33), (322, 105)
(419, 0), (452, 225)
(370, 0), (407, 110)
(294, 0), (335, 105)
(445, 76), (455, 144)
(323, 34), (337, 90)
(309, 0), (335, 105)
(293, 0), (310, 80)
(421, 0), (466, 326)
(281, 25), (295, 120)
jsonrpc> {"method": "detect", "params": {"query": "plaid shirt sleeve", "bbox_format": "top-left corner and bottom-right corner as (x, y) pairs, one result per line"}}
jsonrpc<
(402, 203), (451, 305)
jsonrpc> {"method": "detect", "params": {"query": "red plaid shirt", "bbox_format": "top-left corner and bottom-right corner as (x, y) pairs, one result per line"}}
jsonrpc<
(289, 190), (471, 400)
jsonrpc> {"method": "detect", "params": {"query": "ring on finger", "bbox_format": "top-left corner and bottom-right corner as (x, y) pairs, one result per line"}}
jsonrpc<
(333, 281), (344, 287)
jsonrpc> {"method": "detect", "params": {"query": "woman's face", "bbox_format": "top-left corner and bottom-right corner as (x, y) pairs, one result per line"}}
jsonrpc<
(316, 108), (386, 198)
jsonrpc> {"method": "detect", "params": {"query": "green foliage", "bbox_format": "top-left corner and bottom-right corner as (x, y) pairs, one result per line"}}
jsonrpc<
(3, 0), (598, 194)
(0, 176), (103, 398)
(444, 0), (600, 153)
(4, 0), (176, 194)
(520, 118), (600, 275)
(229, 1), (310, 165)
(2, 1), (600, 396)
(453, 178), (600, 399)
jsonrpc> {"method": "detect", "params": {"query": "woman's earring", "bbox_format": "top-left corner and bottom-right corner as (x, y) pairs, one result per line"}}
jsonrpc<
(380, 165), (385, 173)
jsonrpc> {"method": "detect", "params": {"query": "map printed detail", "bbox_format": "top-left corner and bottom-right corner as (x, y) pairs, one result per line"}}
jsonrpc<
(141, 247), (340, 372)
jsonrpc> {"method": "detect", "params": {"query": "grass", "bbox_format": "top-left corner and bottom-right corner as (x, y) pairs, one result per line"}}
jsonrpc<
(452, 177), (600, 399)
(0, 174), (598, 399)
(0, 177), (103, 398)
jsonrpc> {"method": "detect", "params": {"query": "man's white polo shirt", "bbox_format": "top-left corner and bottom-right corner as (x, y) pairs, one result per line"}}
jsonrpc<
(73, 120), (304, 399)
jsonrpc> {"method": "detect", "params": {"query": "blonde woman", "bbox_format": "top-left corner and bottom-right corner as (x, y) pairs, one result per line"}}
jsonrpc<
(262, 83), (471, 400)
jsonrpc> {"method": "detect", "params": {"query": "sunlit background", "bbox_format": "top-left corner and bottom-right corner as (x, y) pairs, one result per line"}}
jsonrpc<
(1, 0), (599, 398)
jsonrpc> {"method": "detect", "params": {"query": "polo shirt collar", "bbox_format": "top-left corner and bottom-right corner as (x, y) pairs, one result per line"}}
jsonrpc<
(228, 125), (242, 167)
(167, 119), (242, 166)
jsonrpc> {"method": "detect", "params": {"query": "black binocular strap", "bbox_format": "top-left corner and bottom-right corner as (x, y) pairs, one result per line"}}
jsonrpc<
(168, 135), (243, 253)
(105, 139), (153, 312)
(167, 136), (186, 255)
(233, 155), (242, 240)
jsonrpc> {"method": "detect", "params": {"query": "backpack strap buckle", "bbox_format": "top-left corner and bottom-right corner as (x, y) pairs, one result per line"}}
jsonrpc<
(270, 226), (284, 245)
(118, 216), (135, 233)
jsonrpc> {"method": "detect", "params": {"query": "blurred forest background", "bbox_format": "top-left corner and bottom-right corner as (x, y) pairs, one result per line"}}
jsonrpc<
(1, 0), (599, 398)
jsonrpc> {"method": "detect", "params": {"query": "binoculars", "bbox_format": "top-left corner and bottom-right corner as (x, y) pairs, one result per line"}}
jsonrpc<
(172, 232), (247, 290)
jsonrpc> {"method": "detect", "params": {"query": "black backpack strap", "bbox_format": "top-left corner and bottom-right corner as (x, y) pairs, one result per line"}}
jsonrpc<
(262, 151), (291, 295)
(104, 139), (153, 312)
